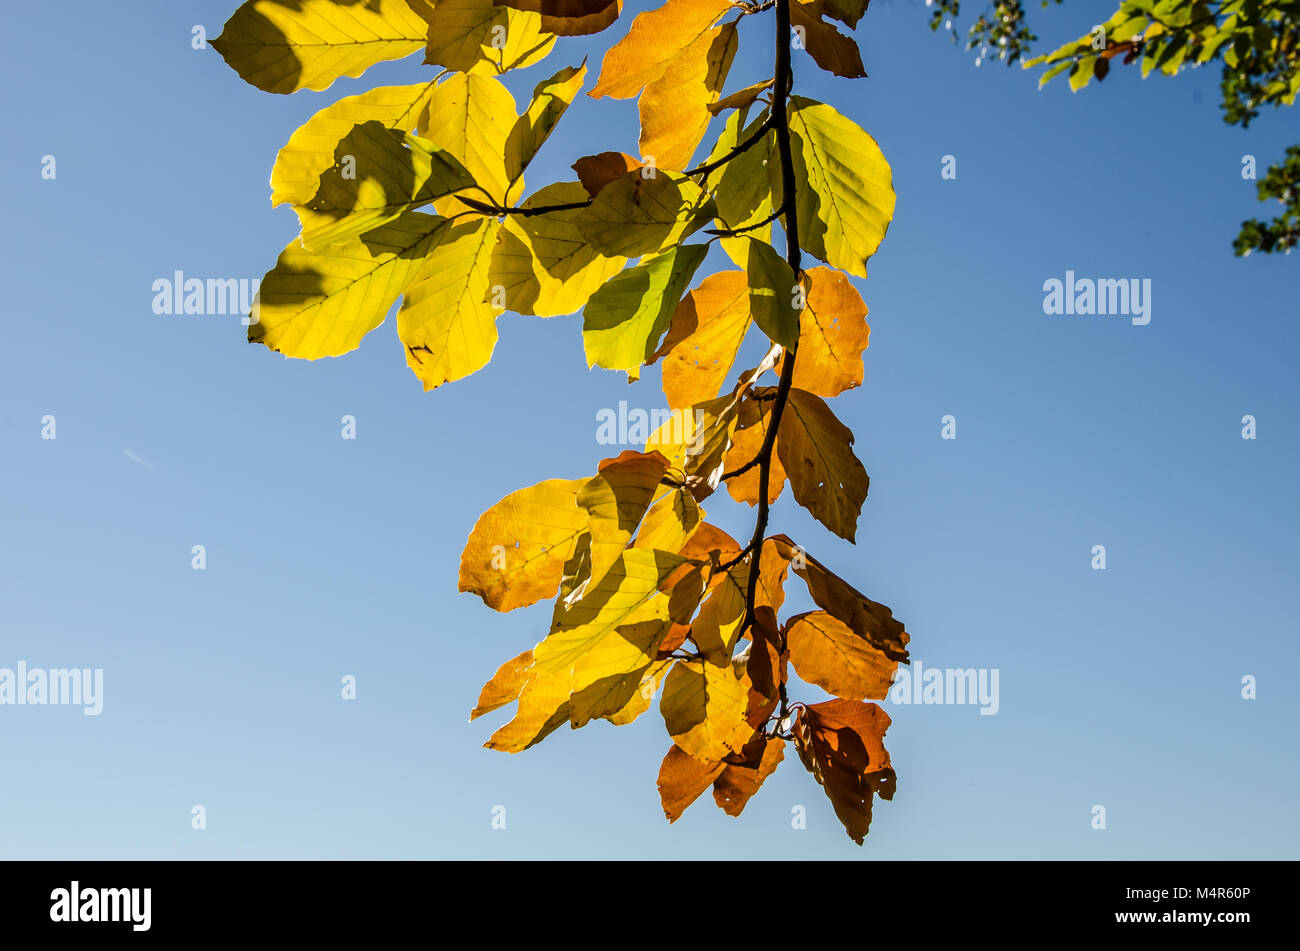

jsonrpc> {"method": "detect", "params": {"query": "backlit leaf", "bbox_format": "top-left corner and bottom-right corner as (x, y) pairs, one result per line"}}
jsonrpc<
(397, 217), (503, 389)
(744, 237), (803, 350)
(496, 0), (622, 36)
(270, 82), (439, 210)
(421, 0), (555, 73)
(793, 698), (895, 845)
(776, 387), (868, 541)
(488, 182), (626, 317)
(589, 0), (734, 100)
(293, 121), (475, 249)
(582, 243), (709, 371)
(786, 610), (898, 700)
(776, 266), (869, 398)
(574, 170), (709, 258)
(639, 22), (738, 170)
(791, 1), (867, 78)
(213, 0), (431, 94)
(766, 534), (910, 662)
(420, 72), (517, 208)
(505, 63), (588, 187)
(250, 212), (450, 358)
(654, 269), (752, 411)
(660, 659), (754, 762)
(780, 96), (894, 278)
(658, 744), (725, 821)
(458, 476), (589, 611)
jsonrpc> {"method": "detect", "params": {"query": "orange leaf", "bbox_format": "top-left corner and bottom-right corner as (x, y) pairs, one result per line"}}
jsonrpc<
(793, 698), (894, 844)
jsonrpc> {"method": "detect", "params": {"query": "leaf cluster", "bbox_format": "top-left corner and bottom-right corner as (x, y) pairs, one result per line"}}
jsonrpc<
(214, 0), (904, 843)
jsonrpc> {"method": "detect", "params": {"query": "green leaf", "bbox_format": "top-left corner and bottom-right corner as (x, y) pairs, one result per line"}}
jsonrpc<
(574, 170), (710, 257)
(743, 238), (802, 350)
(582, 243), (709, 371)
(780, 96), (895, 279)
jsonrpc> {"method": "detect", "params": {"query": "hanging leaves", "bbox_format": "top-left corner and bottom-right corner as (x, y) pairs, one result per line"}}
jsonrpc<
(217, 0), (908, 846)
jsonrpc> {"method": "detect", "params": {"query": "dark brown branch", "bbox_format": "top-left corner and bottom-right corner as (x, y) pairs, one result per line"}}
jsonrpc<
(732, 0), (803, 726)
(456, 194), (592, 217)
(684, 111), (774, 178)
(705, 202), (787, 238)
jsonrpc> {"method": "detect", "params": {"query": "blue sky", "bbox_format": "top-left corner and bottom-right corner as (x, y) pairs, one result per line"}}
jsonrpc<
(0, 0), (1296, 859)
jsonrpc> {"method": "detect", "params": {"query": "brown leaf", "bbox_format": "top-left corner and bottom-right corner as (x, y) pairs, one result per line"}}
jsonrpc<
(793, 698), (894, 844)
(572, 150), (643, 197)
(791, 1), (867, 79)
(658, 743), (725, 821)
(786, 610), (897, 700)
(775, 387), (869, 542)
(767, 535), (909, 663)
(712, 737), (785, 816)
(495, 0), (621, 36)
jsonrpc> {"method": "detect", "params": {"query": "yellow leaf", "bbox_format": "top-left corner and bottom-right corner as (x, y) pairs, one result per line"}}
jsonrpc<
(532, 548), (691, 686)
(488, 182), (627, 317)
(660, 659), (753, 762)
(505, 64), (588, 187)
(786, 610), (898, 700)
(639, 23), (738, 170)
(790, 1), (867, 79)
(270, 82), (438, 210)
(292, 122), (474, 249)
(213, 0), (430, 94)
(689, 562), (748, 665)
(458, 476), (589, 611)
(777, 266), (869, 398)
(398, 217), (504, 389)
(707, 79), (774, 115)
(422, 0), (555, 73)
(420, 72), (518, 209)
(632, 487), (702, 553)
(780, 96), (894, 278)
(574, 170), (708, 258)
(589, 0), (734, 99)
(471, 649), (534, 718)
(654, 270), (752, 411)
(485, 675), (573, 751)
(250, 212), (450, 359)
(577, 450), (670, 590)
(775, 387), (869, 542)
(722, 391), (788, 505)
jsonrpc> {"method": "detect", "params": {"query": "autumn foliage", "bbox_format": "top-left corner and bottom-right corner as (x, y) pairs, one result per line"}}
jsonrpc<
(214, 0), (905, 844)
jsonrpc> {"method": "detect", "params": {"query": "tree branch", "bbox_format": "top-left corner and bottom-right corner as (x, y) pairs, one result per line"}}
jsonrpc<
(728, 0), (803, 723)
(685, 111), (774, 178)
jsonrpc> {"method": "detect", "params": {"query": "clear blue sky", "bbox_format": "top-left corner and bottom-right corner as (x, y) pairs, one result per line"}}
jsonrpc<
(1, 0), (1296, 859)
